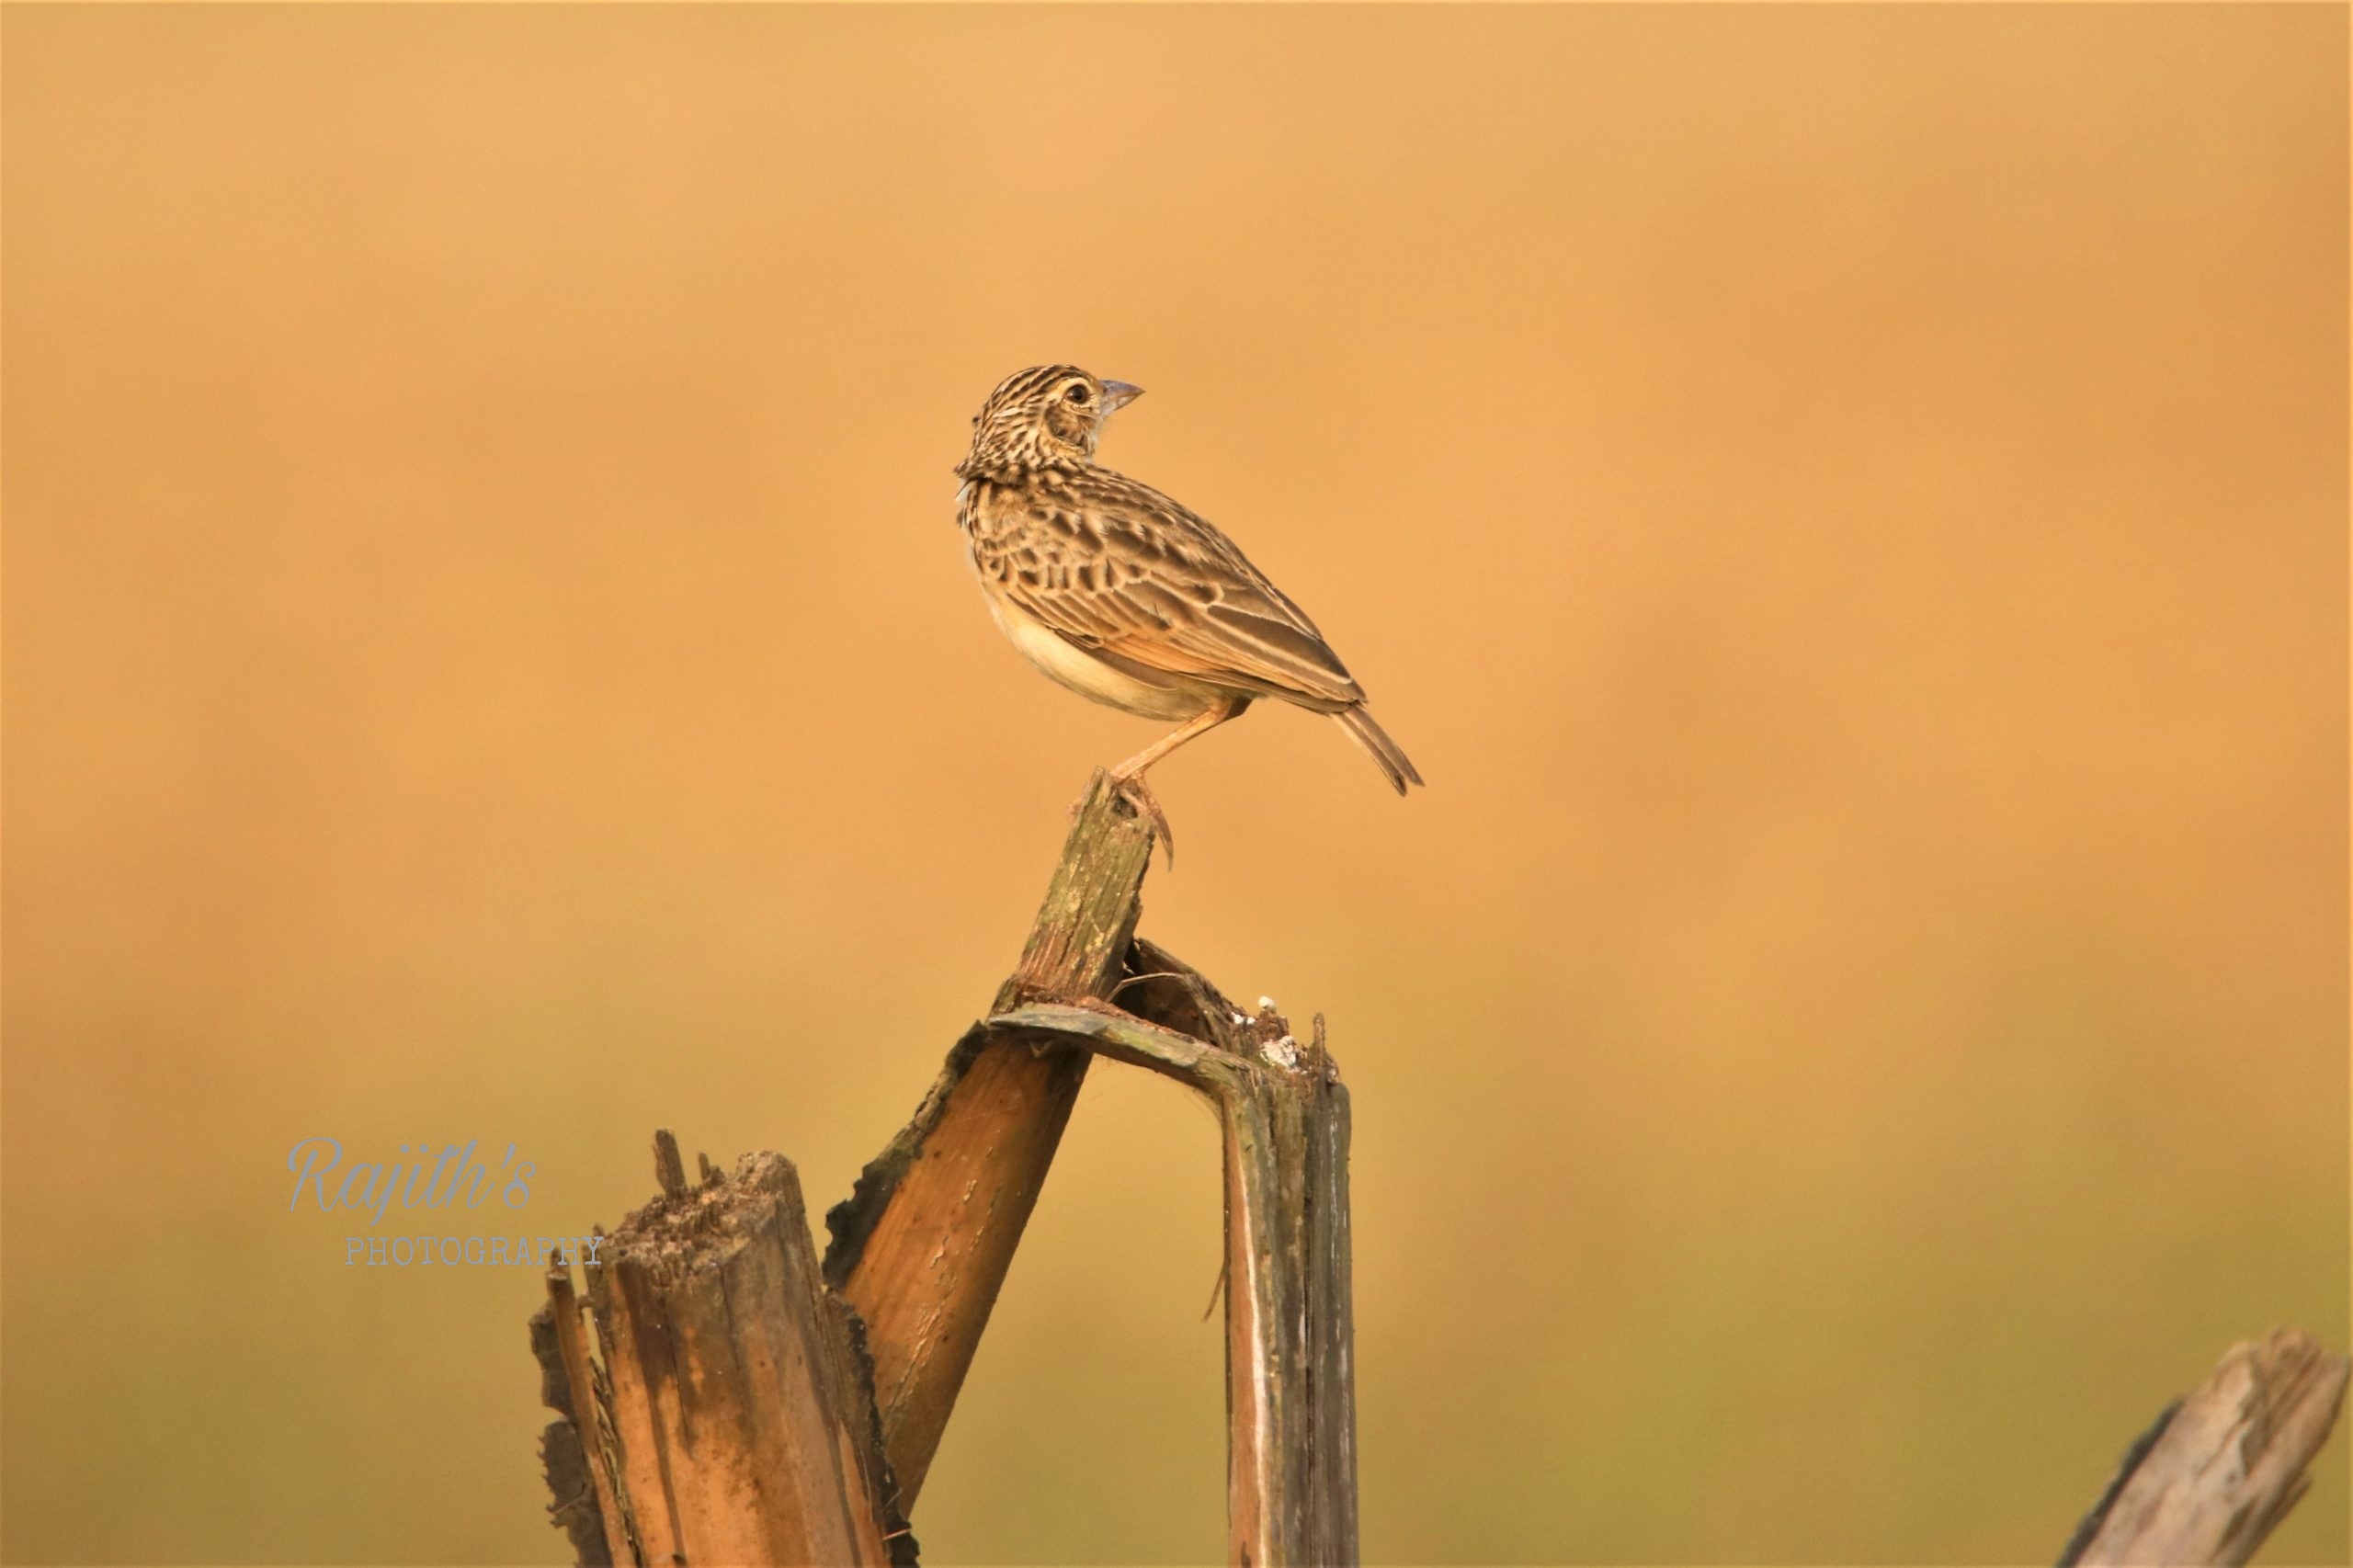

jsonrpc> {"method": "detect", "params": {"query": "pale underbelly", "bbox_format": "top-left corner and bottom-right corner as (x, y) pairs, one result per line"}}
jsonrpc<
(983, 591), (1221, 722)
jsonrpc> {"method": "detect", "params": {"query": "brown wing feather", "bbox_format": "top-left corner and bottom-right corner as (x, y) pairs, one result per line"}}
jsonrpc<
(987, 471), (1366, 711)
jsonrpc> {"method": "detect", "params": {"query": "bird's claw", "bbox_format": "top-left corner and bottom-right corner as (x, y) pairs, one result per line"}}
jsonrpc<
(1109, 773), (1176, 870)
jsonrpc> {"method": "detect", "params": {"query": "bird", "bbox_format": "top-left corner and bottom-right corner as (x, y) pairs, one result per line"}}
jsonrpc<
(955, 364), (1421, 857)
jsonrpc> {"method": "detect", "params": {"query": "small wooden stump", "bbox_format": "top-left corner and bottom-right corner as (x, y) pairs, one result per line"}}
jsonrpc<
(531, 1133), (910, 1566)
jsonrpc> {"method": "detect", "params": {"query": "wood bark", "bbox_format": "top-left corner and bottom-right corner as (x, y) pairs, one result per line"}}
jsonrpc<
(2062, 1326), (2347, 1567)
(532, 1132), (909, 1566)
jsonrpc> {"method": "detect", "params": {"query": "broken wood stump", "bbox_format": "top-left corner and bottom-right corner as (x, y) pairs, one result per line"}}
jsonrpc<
(530, 1132), (911, 1566)
(531, 769), (1359, 1565)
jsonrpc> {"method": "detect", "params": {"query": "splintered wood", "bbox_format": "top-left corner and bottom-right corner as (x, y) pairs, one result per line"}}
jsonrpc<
(529, 771), (1363, 1566)
(2063, 1327), (2347, 1567)
(531, 1134), (908, 1566)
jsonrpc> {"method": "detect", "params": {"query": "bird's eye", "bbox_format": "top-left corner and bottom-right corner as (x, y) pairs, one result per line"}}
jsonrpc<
(1065, 383), (1091, 403)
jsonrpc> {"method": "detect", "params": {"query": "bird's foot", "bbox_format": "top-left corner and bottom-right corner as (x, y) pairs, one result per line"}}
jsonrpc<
(1108, 771), (1176, 870)
(1064, 770), (1176, 869)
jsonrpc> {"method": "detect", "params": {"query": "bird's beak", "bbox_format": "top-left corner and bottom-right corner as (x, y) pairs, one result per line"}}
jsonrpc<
(1097, 381), (1143, 414)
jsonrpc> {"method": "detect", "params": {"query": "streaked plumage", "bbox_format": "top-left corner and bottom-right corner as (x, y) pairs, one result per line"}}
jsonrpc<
(955, 365), (1422, 832)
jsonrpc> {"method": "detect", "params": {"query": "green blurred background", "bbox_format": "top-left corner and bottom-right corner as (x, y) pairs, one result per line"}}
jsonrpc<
(4, 5), (2345, 1563)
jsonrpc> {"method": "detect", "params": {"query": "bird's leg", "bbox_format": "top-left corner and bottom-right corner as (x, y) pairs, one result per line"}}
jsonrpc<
(1102, 697), (1248, 869)
(1110, 696), (1248, 782)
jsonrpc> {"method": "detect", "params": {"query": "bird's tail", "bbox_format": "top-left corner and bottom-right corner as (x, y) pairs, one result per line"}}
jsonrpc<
(1333, 705), (1424, 795)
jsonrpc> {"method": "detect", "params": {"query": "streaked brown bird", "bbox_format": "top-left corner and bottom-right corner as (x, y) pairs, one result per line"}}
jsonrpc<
(956, 364), (1421, 851)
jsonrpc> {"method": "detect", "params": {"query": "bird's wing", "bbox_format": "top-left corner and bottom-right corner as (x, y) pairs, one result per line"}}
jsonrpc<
(984, 474), (1366, 710)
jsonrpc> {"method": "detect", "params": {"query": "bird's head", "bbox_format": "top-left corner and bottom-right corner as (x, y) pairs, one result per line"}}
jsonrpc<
(957, 365), (1142, 479)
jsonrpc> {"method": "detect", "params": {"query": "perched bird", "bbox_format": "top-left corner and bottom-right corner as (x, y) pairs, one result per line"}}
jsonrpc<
(956, 364), (1421, 851)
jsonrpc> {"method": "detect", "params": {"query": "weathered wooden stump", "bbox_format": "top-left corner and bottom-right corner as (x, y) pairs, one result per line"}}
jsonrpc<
(531, 770), (1359, 1565)
(530, 1136), (909, 1565)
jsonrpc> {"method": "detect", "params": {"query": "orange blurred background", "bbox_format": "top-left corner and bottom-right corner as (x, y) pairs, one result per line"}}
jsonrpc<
(4, 6), (2344, 1563)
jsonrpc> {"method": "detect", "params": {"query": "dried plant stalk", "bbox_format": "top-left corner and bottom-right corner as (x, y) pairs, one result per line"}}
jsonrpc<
(2063, 1326), (2347, 1567)
(822, 770), (1157, 1504)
